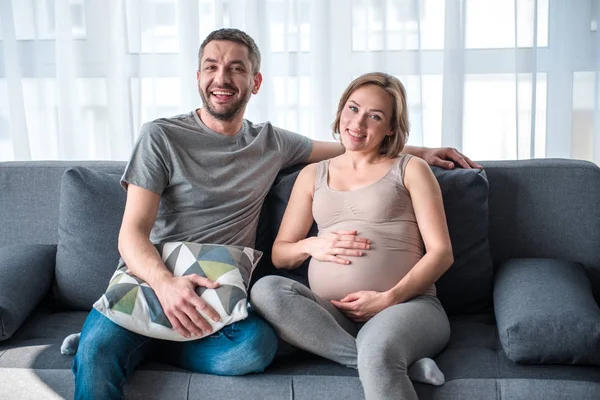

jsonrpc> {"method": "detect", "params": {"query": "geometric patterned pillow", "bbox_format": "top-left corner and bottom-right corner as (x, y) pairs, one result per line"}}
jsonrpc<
(92, 242), (262, 341)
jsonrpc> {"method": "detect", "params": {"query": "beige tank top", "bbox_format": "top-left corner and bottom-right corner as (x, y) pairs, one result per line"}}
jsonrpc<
(308, 155), (436, 301)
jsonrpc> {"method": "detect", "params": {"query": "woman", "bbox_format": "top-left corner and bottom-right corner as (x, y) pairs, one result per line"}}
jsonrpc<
(251, 72), (452, 400)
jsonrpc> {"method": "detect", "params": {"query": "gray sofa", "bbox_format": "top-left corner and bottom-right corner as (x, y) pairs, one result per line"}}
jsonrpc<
(1, 158), (600, 400)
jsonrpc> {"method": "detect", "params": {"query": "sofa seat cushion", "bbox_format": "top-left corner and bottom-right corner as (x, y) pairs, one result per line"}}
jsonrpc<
(54, 167), (126, 310)
(2, 310), (600, 399)
(0, 244), (57, 341)
(494, 258), (600, 365)
(438, 313), (600, 383)
(0, 309), (87, 370)
(1, 368), (598, 400)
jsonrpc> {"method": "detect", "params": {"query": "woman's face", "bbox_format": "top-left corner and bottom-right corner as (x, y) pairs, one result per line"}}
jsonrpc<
(339, 84), (394, 154)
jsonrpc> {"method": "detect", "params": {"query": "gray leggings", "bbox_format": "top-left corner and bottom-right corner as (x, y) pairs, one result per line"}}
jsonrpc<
(250, 275), (451, 400)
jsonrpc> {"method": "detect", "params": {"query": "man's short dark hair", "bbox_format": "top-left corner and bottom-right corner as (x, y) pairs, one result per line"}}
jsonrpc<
(198, 28), (261, 74)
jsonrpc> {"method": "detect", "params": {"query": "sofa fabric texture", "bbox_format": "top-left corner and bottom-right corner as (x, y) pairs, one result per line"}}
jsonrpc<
(0, 159), (599, 400)
(484, 160), (600, 269)
(494, 258), (600, 365)
(261, 166), (318, 288)
(54, 167), (126, 310)
(430, 166), (494, 315)
(0, 244), (56, 340)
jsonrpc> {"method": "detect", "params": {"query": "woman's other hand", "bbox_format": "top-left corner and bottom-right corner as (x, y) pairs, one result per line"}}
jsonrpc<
(331, 290), (393, 322)
(305, 230), (370, 265)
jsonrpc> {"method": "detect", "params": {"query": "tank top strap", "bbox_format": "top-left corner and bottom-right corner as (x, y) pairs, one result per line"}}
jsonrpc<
(392, 154), (413, 187)
(399, 153), (413, 175)
(314, 159), (330, 191)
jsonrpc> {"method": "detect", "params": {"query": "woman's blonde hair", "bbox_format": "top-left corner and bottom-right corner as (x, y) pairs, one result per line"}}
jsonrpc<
(332, 72), (409, 157)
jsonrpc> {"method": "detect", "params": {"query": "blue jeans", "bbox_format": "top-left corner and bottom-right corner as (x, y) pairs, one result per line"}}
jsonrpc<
(73, 308), (278, 400)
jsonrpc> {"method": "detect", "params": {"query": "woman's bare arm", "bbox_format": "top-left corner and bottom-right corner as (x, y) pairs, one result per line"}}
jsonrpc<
(386, 156), (454, 303)
(272, 164), (369, 269)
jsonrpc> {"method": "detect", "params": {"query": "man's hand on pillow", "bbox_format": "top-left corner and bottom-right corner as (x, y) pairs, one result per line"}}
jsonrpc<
(408, 146), (482, 170)
(153, 275), (221, 338)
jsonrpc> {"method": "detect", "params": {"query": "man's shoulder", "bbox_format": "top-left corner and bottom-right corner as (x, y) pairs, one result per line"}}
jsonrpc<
(244, 119), (300, 136)
(243, 121), (309, 156)
(139, 111), (199, 140)
(244, 119), (272, 133)
(145, 111), (195, 130)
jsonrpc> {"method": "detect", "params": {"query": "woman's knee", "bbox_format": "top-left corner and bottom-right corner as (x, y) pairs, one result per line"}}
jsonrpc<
(357, 336), (408, 373)
(249, 275), (288, 312)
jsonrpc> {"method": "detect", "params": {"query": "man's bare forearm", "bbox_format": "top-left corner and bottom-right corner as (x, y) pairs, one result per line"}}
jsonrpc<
(118, 229), (172, 288)
(402, 145), (425, 158)
(307, 140), (344, 163)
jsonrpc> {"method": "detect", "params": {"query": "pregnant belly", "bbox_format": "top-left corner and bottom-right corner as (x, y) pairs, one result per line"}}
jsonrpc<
(308, 248), (421, 301)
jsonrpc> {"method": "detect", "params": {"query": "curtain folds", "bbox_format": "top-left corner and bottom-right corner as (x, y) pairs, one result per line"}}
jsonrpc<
(0, 0), (598, 163)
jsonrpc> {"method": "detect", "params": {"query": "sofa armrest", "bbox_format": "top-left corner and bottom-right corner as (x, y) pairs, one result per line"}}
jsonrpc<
(0, 244), (56, 341)
(493, 258), (600, 365)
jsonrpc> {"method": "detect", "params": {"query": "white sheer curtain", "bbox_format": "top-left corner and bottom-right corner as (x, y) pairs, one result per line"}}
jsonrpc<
(0, 0), (598, 163)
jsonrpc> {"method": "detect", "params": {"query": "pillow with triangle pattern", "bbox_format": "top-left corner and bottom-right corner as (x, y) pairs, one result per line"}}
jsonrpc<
(93, 242), (262, 341)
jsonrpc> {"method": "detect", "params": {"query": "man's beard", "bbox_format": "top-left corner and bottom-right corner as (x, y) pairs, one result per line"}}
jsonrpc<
(199, 85), (251, 121)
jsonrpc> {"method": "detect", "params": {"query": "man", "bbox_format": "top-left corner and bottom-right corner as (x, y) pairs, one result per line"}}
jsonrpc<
(73, 28), (478, 399)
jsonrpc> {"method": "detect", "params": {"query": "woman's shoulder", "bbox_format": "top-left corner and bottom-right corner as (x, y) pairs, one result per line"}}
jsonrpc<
(300, 161), (319, 174)
(298, 160), (333, 192)
(296, 162), (319, 184)
(403, 154), (429, 169)
(403, 155), (437, 190)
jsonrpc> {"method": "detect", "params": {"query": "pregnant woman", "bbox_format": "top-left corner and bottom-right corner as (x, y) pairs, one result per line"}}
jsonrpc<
(251, 72), (453, 400)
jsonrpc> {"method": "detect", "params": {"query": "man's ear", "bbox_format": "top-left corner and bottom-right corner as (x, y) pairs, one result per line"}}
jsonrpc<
(252, 72), (263, 94)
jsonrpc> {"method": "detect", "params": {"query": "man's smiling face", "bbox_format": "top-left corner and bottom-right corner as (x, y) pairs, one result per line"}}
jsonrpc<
(197, 40), (261, 122)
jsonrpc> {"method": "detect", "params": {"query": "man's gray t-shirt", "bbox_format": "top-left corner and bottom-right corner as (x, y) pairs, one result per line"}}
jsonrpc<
(121, 110), (312, 248)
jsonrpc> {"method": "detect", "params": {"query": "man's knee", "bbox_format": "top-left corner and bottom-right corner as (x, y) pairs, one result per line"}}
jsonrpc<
(214, 315), (278, 375)
(240, 315), (278, 372)
(73, 310), (150, 378)
(73, 329), (114, 373)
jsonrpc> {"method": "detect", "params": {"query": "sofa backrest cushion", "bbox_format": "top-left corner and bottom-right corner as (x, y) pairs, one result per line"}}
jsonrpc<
(255, 166), (317, 288)
(54, 167), (126, 310)
(431, 166), (493, 314)
(262, 164), (494, 315)
(483, 159), (600, 303)
(482, 159), (600, 270)
(0, 161), (126, 247)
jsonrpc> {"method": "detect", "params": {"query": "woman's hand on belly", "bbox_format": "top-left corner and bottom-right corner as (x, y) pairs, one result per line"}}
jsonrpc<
(330, 290), (395, 323)
(305, 230), (370, 265)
